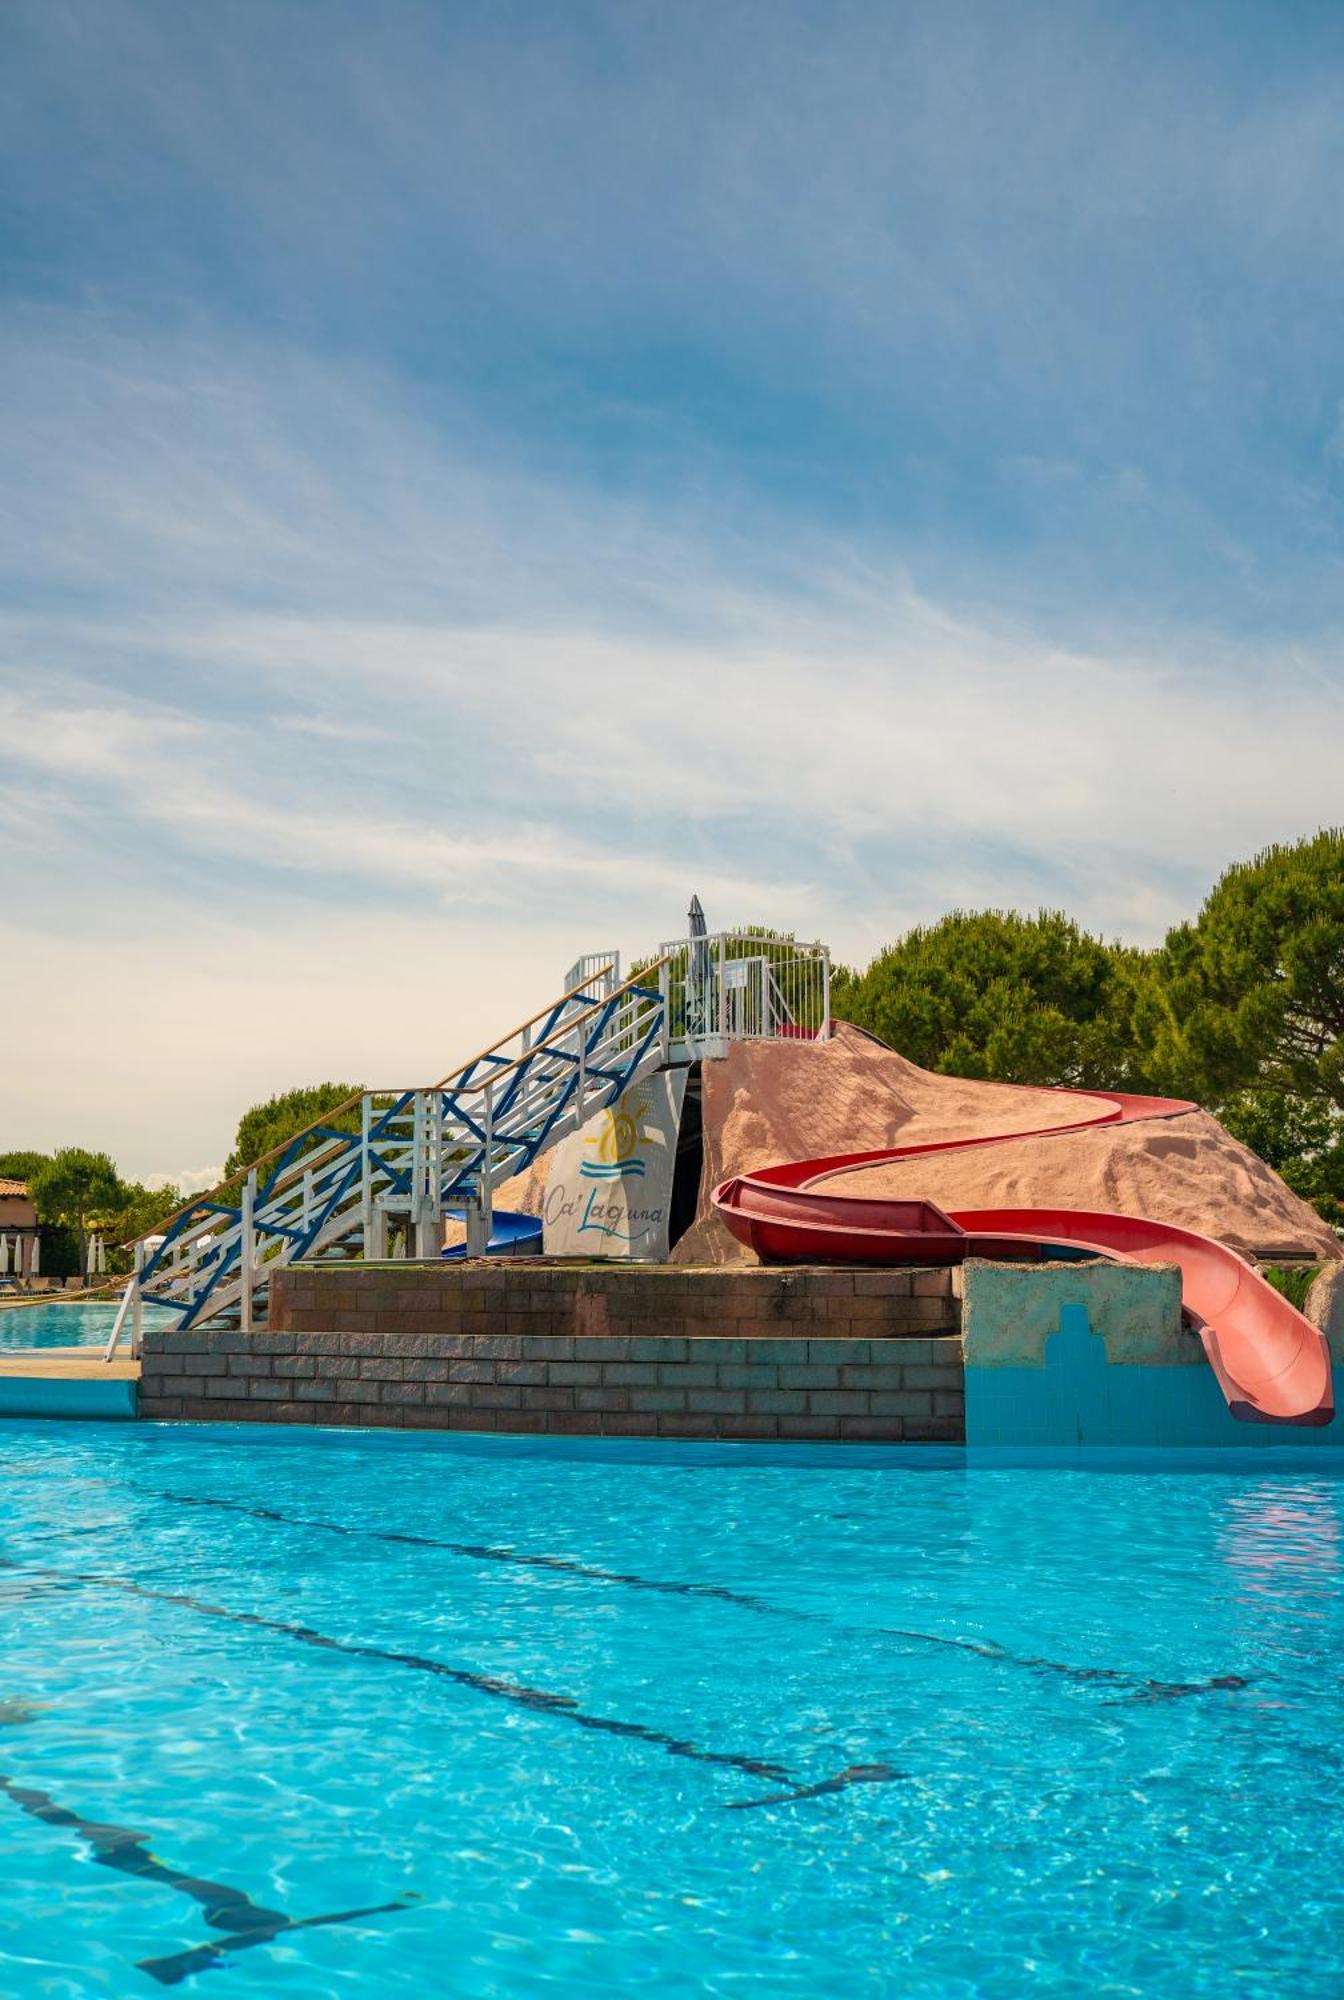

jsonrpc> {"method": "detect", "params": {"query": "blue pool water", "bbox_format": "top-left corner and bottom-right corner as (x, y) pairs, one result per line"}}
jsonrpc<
(1, 1424), (1341, 1997)
(0, 1301), (176, 1352)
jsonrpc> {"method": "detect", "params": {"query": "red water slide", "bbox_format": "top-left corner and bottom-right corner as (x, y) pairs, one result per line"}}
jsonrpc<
(711, 1086), (1335, 1426)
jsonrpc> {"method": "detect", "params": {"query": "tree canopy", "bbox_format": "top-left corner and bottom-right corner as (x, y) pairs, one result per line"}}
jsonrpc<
(833, 909), (1154, 1090)
(823, 832), (1343, 1225)
(1155, 830), (1344, 1111)
(1, 1147), (181, 1276)
(1213, 1087), (1344, 1229)
(30, 1148), (122, 1268)
(106, 1180), (185, 1251)
(1144, 832), (1344, 1229)
(225, 1083), (361, 1178)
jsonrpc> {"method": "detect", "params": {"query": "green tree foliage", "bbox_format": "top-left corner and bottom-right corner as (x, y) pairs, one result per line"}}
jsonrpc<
(225, 1083), (361, 1178)
(1262, 1264), (1322, 1312)
(103, 1182), (185, 1273)
(835, 910), (1156, 1090)
(1157, 830), (1344, 1110)
(30, 1148), (122, 1273)
(108, 1181), (183, 1238)
(36, 1223), (81, 1280)
(1216, 1088), (1344, 1230)
(1, 1148), (181, 1279)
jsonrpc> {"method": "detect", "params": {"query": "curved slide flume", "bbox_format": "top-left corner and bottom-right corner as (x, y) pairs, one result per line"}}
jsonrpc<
(712, 1084), (1334, 1426)
(440, 1209), (542, 1262)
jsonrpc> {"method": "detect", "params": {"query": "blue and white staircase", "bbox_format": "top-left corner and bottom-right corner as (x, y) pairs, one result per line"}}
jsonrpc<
(111, 929), (831, 1345)
(114, 960), (668, 1339)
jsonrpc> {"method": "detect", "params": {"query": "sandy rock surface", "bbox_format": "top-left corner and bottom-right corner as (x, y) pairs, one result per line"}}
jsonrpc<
(448, 1023), (1340, 1269)
(671, 1024), (1342, 1267)
(1307, 1263), (1344, 1357)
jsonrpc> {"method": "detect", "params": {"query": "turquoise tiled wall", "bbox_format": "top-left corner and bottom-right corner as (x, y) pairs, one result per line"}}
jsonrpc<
(965, 1294), (1341, 1450)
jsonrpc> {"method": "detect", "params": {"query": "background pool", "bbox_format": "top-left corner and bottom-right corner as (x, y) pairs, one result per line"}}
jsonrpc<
(0, 1300), (176, 1353)
(0, 1423), (1341, 1996)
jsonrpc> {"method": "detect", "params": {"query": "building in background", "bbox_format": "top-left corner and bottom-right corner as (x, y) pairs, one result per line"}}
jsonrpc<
(0, 1178), (40, 1281)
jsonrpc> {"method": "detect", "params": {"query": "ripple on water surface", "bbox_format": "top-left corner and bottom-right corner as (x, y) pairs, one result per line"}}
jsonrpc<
(0, 1422), (1341, 1996)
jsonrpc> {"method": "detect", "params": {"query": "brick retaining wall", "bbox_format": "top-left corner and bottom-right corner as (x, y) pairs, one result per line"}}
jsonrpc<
(139, 1263), (963, 1442)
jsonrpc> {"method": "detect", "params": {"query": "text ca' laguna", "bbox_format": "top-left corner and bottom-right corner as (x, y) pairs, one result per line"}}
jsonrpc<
(545, 1185), (666, 1229)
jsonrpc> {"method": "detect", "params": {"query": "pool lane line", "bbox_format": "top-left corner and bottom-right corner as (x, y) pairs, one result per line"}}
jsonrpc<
(727, 1763), (904, 1811)
(0, 1552), (795, 1788)
(0, 1771), (412, 1988)
(145, 1488), (1254, 1708)
(3, 1550), (907, 1812)
(879, 1628), (1251, 1704)
(153, 1488), (787, 1619)
(139, 1898), (416, 1988)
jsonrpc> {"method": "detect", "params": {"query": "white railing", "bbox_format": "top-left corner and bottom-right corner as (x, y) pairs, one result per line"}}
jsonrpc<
(561, 951), (621, 997)
(657, 931), (830, 1054)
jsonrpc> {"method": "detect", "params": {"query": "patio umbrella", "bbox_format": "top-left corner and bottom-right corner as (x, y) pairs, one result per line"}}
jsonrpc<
(0, 1236), (8, 1276)
(687, 894), (710, 1038)
(30, 1235), (39, 1277)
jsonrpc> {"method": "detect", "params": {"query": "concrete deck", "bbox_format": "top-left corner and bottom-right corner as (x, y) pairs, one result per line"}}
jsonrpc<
(0, 1346), (139, 1418)
(0, 1347), (139, 1378)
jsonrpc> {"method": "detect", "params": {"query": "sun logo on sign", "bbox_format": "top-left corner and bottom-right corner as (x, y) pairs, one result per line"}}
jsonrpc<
(581, 1087), (655, 1180)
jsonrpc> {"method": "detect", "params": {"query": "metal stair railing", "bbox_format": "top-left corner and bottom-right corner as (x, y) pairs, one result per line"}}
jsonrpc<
(114, 959), (671, 1346)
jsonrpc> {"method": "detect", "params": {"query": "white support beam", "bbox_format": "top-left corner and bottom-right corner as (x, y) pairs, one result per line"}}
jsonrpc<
(104, 1259), (136, 1363)
(360, 1092), (373, 1256)
(239, 1172), (256, 1333)
(132, 1239), (144, 1355)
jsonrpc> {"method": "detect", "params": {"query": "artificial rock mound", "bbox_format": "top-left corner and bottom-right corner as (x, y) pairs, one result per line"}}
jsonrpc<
(671, 1024), (1342, 1268)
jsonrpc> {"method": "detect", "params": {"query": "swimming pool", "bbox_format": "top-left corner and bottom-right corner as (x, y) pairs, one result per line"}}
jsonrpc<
(1, 1423), (1341, 1996)
(0, 1300), (176, 1353)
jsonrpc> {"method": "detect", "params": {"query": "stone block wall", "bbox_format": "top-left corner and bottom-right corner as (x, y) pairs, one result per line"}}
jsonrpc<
(270, 1262), (957, 1344)
(139, 1262), (963, 1442)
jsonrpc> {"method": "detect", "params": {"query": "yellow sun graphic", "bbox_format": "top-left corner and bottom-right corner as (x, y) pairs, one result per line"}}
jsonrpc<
(584, 1087), (656, 1170)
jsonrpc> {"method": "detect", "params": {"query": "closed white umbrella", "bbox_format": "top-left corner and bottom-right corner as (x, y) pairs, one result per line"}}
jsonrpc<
(29, 1235), (38, 1277)
(97, 1235), (108, 1277)
(0, 1235), (8, 1276)
(687, 892), (711, 1038)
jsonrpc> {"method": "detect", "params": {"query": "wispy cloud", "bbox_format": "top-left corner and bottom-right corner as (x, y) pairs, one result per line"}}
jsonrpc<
(4, 323), (1340, 934)
(2, 681), (802, 921)
(274, 715), (391, 744)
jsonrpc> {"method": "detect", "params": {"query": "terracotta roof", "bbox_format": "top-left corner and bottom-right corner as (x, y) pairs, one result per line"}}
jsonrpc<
(0, 1179), (31, 1198)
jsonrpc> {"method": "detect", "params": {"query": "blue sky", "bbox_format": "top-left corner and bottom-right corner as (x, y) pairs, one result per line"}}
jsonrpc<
(3, 0), (1343, 1180)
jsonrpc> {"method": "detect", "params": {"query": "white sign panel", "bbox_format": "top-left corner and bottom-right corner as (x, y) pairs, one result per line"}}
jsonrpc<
(543, 1069), (688, 1261)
